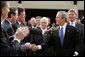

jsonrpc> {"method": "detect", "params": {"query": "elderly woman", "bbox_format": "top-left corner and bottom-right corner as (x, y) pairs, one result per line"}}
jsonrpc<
(30, 17), (36, 28)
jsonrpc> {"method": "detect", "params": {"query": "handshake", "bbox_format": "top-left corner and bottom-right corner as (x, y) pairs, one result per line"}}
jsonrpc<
(14, 26), (40, 51)
(25, 43), (40, 51)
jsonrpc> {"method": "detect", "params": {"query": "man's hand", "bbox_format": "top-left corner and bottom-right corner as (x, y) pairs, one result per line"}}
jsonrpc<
(25, 43), (32, 49)
(31, 44), (38, 51)
(21, 26), (30, 37)
(14, 30), (24, 41)
(14, 26), (30, 41)
(44, 27), (52, 34)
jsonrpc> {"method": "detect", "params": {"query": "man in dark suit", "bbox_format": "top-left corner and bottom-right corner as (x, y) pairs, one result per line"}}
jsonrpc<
(1, 19), (15, 38)
(68, 9), (84, 56)
(12, 7), (31, 34)
(1, 26), (31, 56)
(1, 25), (32, 56)
(1, 26), (19, 56)
(12, 7), (26, 33)
(12, 7), (26, 34)
(39, 17), (56, 56)
(35, 16), (41, 29)
(1, 1), (32, 56)
(30, 11), (81, 56)
(28, 17), (55, 56)
(1, 7), (19, 39)
(17, 7), (26, 27)
(12, 21), (20, 33)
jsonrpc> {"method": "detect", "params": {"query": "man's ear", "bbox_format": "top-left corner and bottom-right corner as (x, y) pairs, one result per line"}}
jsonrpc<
(1, 8), (4, 14)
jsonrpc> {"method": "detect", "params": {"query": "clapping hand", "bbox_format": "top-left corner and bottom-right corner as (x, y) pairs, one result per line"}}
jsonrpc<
(14, 26), (30, 41)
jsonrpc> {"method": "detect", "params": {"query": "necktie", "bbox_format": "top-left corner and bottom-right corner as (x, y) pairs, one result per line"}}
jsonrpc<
(60, 27), (64, 46)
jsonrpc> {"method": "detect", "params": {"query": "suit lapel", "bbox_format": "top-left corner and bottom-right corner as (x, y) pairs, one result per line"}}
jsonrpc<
(5, 19), (15, 34)
(53, 26), (60, 39)
(75, 22), (79, 28)
(56, 26), (60, 38)
(64, 24), (70, 44)
(54, 26), (61, 44)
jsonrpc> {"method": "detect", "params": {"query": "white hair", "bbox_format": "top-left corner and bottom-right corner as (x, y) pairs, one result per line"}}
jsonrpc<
(40, 17), (48, 25)
(30, 17), (36, 22)
(56, 11), (68, 22)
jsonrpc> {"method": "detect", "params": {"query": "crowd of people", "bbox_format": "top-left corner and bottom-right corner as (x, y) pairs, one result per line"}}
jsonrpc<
(1, 1), (84, 56)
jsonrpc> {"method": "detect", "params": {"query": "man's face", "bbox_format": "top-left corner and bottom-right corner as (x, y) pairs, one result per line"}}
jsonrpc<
(41, 20), (48, 29)
(2, 2), (10, 19)
(36, 19), (40, 26)
(11, 10), (18, 23)
(30, 19), (36, 26)
(19, 11), (26, 21)
(68, 11), (77, 22)
(15, 10), (18, 21)
(56, 13), (64, 25)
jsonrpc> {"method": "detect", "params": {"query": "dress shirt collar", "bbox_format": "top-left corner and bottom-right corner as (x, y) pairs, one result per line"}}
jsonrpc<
(1, 19), (12, 25)
(60, 22), (67, 30)
(69, 21), (76, 27)
(59, 23), (67, 37)
(41, 28), (47, 35)
(41, 28), (47, 31)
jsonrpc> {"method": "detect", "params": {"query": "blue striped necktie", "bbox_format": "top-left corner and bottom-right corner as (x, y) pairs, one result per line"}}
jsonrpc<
(60, 27), (64, 46)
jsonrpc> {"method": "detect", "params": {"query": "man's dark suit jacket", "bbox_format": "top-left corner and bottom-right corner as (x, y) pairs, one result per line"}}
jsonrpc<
(1, 27), (20, 56)
(75, 22), (84, 56)
(12, 21), (26, 33)
(67, 22), (84, 56)
(1, 19), (14, 41)
(1, 19), (27, 56)
(1, 19), (15, 36)
(12, 21), (20, 33)
(75, 22), (84, 44)
(41, 24), (81, 56)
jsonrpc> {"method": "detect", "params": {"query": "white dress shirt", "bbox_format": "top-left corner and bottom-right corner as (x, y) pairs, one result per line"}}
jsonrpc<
(69, 21), (76, 27)
(59, 23), (67, 38)
(41, 28), (47, 35)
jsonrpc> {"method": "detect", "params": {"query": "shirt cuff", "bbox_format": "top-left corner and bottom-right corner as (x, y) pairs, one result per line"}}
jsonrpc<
(13, 38), (21, 43)
(74, 51), (79, 56)
(37, 45), (42, 50)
